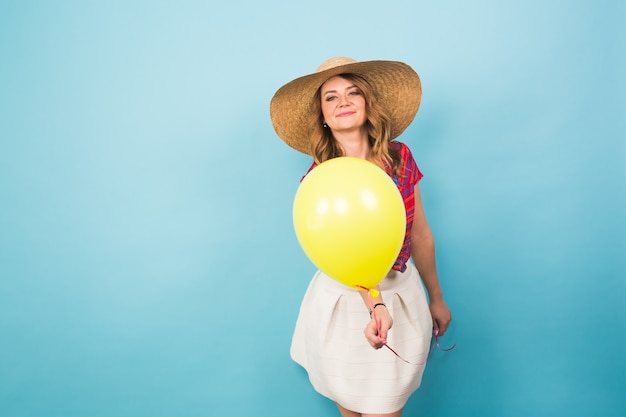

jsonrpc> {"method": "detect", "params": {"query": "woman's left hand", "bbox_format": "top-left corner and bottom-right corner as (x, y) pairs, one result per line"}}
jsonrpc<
(429, 297), (452, 337)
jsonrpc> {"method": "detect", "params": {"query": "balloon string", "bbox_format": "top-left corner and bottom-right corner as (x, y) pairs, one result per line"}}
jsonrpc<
(432, 330), (456, 352)
(356, 284), (379, 298)
(363, 287), (455, 365)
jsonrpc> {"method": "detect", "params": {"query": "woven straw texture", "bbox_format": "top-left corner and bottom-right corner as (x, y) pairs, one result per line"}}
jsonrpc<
(270, 57), (422, 155)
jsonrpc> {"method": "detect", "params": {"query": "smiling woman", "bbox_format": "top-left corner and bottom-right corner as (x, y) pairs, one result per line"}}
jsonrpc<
(270, 57), (453, 417)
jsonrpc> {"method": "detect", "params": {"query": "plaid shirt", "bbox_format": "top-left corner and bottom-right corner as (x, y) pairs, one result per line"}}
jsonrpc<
(301, 141), (423, 273)
(387, 141), (423, 272)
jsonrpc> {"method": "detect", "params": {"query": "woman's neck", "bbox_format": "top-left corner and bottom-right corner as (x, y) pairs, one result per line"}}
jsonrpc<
(335, 129), (370, 160)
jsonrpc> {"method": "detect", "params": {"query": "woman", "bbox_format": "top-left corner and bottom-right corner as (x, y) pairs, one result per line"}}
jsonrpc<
(270, 57), (453, 417)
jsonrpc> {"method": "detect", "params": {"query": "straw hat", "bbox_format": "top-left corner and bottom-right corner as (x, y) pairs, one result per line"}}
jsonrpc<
(269, 57), (422, 155)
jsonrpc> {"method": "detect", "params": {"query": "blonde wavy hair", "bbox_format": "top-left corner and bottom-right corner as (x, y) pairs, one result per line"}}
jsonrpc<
(308, 73), (402, 176)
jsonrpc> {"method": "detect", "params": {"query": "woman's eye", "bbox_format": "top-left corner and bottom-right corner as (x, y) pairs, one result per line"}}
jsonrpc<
(348, 90), (360, 96)
(325, 95), (337, 102)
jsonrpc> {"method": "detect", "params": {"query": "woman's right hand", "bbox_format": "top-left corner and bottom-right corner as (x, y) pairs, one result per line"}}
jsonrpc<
(363, 306), (393, 349)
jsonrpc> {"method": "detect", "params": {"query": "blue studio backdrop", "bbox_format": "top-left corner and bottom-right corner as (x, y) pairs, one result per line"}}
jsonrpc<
(1, 1), (624, 416)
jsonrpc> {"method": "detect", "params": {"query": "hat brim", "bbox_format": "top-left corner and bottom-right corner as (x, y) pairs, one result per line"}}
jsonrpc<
(270, 60), (422, 155)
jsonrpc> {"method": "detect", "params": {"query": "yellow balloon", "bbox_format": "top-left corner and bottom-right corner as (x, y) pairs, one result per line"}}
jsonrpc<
(293, 157), (406, 290)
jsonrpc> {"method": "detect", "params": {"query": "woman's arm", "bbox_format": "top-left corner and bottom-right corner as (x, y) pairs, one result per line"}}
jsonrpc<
(359, 287), (392, 349)
(411, 183), (452, 336)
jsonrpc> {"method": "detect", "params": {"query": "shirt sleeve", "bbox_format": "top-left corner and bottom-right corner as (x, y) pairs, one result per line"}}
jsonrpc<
(300, 161), (317, 182)
(398, 141), (423, 187)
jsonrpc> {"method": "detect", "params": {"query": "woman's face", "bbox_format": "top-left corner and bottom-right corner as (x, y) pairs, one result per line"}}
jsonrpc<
(320, 76), (367, 134)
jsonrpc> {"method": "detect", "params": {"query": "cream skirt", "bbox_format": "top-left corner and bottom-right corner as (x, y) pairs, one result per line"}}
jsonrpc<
(290, 262), (433, 414)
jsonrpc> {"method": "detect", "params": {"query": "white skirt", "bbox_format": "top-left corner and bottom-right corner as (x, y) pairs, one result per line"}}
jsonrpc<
(290, 263), (433, 414)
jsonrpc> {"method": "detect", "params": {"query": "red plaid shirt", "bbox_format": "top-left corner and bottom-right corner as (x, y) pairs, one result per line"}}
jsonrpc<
(301, 141), (423, 272)
(386, 141), (423, 271)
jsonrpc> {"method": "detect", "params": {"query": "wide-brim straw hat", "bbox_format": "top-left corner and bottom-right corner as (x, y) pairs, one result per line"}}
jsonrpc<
(270, 56), (422, 155)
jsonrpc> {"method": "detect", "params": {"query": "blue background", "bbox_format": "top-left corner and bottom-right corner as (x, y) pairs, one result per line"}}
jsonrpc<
(1, 1), (625, 416)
